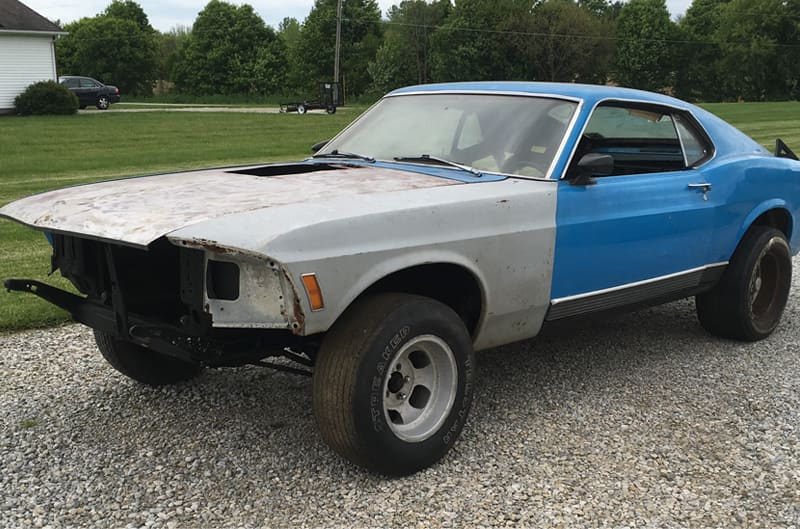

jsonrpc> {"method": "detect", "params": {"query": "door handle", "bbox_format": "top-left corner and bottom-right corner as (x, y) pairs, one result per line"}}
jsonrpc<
(687, 182), (711, 201)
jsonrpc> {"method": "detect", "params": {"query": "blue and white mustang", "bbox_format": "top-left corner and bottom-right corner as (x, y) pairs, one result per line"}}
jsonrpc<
(3, 82), (800, 474)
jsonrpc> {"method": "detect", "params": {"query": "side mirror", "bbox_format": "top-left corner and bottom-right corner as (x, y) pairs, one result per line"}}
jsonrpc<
(570, 153), (614, 186)
(311, 140), (328, 153)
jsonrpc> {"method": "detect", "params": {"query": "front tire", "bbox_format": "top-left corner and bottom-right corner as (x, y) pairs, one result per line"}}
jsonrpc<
(297, 104), (306, 115)
(696, 226), (791, 341)
(94, 330), (202, 385)
(312, 293), (475, 475)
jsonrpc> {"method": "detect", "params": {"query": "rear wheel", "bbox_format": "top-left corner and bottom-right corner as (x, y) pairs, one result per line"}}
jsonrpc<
(696, 226), (791, 341)
(297, 104), (306, 115)
(94, 330), (202, 385)
(312, 293), (475, 475)
(96, 95), (110, 110)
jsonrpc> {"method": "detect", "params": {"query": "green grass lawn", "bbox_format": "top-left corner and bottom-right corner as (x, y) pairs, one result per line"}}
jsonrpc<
(0, 101), (798, 333)
(700, 101), (800, 149)
(0, 109), (361, 332)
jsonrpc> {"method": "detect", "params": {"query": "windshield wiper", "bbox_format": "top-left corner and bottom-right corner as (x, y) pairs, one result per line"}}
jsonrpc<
(313, 149), (375, 163)
(393, 154), (482, 177)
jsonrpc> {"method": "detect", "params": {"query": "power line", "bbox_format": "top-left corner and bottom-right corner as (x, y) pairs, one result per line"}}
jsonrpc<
(381, 19), (800, 49)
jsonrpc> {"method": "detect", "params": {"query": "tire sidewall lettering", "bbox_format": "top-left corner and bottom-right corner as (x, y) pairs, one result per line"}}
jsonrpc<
(370, 325), (411, 433)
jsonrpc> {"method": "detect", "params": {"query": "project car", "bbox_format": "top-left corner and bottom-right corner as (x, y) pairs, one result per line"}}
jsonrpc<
(2, 82), (800, 474)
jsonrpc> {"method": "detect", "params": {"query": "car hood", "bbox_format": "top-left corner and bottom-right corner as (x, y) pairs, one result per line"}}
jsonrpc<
(0, 163), (460, 248)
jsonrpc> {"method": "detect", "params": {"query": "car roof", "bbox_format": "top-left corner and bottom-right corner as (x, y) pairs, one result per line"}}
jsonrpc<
(388, 81), (771, 161)
(388, 81), (692, 110)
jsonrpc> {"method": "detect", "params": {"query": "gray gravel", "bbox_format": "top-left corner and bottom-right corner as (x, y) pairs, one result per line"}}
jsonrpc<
(2, 267), (799, 528)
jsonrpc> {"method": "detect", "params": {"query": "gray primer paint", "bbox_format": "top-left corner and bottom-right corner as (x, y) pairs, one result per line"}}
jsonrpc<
(169, 178), (558, 351)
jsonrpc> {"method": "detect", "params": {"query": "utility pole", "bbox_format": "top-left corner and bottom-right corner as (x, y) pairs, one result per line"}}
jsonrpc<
(334, 0), (343, 84)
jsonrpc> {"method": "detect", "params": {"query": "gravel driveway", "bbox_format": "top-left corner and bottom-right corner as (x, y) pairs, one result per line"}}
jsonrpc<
(2, 267), (799, 528)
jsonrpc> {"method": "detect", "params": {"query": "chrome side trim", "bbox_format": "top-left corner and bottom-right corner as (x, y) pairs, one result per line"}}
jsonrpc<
(547, 262), (728, 321)
(551, 262), (728, 304)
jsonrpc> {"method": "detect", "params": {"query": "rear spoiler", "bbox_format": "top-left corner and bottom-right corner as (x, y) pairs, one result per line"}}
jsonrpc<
(776, 139), (798, 160)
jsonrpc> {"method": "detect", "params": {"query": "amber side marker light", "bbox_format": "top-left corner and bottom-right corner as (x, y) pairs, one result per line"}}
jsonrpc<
(301, 273), (325, 311)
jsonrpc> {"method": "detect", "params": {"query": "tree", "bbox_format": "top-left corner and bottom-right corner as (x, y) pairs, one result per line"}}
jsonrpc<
(522, 0), (614, 83)
(290, 0), (383, 98)
(715, 0), (797, 100)
(611, 0), (675, 91)
(279, 17), (302, 50)
(430, 0), (530, 82)
(56, 7), (159, 95)
(157, 25), (191, 83)
(674, 0), (729, 101)
(173, 0), (286, 95)
(368, 0), (451, 93)
(103, 0), (152, 32)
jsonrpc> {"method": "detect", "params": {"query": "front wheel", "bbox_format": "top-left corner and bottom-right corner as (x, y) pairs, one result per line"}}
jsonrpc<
(94, 330), (202, 385)
(297, 104), (306, 115)
(696, 226), (791, 341)
(312, 293), (475, 475)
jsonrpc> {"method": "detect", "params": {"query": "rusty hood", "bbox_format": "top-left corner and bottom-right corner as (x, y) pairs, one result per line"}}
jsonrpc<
(0, 163), (460, 248)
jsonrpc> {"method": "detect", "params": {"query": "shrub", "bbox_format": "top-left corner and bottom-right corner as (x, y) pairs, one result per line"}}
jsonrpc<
(14, 81), (79, 115)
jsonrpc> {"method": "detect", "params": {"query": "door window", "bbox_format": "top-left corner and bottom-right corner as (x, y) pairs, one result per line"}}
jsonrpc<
(566, 102), (713, 178)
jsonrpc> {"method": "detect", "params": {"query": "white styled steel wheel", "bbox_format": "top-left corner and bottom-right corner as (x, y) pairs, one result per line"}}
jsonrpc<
(382, 334), (458, 442)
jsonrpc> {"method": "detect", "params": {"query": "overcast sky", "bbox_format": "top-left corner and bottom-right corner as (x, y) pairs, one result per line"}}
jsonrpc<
(24, 0), (693, 33)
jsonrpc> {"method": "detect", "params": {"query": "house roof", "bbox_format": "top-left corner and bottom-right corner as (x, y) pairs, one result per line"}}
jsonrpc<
(0, 0), (63, 33)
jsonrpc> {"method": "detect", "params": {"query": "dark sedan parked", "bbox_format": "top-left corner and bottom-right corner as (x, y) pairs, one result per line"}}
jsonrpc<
(60, 76), (121, 110)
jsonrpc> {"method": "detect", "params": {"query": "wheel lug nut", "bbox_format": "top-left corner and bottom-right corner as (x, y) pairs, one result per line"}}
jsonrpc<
(398, 392), (407, 400)
(404, 376), (410, 383)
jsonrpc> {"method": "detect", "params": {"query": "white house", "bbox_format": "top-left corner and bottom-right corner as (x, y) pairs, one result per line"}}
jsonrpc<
(0, 0), (65, 113)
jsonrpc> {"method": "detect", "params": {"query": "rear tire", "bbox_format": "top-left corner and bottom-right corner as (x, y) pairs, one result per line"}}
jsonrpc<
(96, 95), (110, 110)
(696, 226), (791, 341)
(94, 330), (202, 385)
(312, 293), (475, 475)
(297, 104), (306, 115)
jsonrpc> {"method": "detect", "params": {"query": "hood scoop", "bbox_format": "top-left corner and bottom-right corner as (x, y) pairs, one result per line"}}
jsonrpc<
(228, 162), (360, 177)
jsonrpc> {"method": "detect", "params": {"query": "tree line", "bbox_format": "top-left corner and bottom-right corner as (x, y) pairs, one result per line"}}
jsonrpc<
(55, 0), (800, 102)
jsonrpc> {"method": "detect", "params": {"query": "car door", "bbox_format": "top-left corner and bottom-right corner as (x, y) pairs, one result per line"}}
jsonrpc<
(548, 101), (718, 319)
(61, 78), (84, 105)
(78, 78), (100, 105)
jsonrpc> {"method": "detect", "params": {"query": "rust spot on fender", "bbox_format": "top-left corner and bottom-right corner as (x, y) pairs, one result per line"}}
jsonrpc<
(292, 295), (306, 333)
(190, 238), (237, 256)
(279, 264), (306, 335)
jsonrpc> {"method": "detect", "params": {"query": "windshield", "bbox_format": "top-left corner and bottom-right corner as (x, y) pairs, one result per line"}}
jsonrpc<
(317, 93), (578, 177)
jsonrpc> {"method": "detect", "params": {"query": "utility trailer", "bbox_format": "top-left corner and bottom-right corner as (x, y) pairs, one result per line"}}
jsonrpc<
(280, 82), (341, 115)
